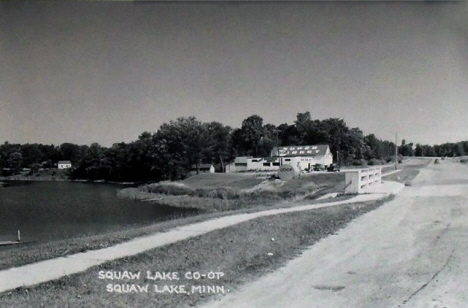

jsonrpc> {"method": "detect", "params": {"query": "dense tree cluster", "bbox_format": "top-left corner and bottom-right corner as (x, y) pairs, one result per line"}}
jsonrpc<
(1, 113), (465, 182)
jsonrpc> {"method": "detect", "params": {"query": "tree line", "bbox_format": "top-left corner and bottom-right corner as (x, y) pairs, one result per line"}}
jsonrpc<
(1, 112), (465, 182)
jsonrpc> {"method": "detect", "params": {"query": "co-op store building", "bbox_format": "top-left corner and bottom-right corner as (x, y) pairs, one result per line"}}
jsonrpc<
(227, 144), (334, 172)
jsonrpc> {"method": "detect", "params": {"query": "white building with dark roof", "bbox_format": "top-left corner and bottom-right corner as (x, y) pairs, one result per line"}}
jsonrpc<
(227, 145), (333, 173)
(57, 161), (72, 169)
(270, 144), (333, 171)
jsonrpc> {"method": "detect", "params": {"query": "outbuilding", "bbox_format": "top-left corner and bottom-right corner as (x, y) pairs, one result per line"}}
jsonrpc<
(226, 156), (281, 172)
(57, 160), (72, 169)
(190, 164), (215, 174)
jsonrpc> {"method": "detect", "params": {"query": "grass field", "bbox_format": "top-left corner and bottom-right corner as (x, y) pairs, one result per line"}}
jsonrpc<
(0, 196), (392, 308)
(119, 172), (345, 212)
(180, 173), (264, 190)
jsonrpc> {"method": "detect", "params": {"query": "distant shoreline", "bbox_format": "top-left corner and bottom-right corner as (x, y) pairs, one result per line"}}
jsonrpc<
(0, 176), (135, 185)
(0, 176), (69, 182)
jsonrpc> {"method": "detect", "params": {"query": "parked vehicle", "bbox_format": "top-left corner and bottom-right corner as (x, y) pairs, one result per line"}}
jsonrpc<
(313, 164), (326, 171)
(327, 163), (341, 172)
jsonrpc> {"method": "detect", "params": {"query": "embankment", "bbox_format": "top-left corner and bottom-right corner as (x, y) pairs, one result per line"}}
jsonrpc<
(118, 172), (345, 212)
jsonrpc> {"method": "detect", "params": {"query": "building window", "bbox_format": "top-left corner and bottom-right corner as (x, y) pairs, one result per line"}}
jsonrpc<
(273, 163), (280, 166)
(235, 163), (247, 166)
(285, 159), (291, 162)
(263, 163), (271, 166)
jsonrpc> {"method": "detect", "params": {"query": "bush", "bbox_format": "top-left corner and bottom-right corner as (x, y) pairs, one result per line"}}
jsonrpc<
(193, 187), (238, 199)
(368, 158), (384, 166)
(141, 183), (192, 196)
(352, 159), (368, 167)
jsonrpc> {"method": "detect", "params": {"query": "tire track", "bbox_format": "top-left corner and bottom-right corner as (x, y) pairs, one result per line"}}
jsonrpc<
(399, 248), (455, 307)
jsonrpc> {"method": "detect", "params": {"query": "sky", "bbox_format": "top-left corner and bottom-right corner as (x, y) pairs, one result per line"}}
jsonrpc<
(1, 1), (468, 147)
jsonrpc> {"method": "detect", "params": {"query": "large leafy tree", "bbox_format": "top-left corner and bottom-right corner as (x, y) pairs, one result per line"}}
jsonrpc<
(0, 142), (23, 173)
(231, 115), (277, 157)
(399, 139), (414, 157)
(149, 117), (213, 180)
(364, 134), (384, 160)
(59, 143), (85, 164)
(204, 121), (233, 172)
(240, 115), (264, 157)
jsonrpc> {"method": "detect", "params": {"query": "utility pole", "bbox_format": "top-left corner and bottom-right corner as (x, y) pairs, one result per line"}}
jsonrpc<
(395, 132), (398, 170)
(273, 129), (281, 157)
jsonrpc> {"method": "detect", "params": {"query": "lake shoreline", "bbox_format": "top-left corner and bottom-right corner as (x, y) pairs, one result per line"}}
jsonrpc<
(0, 181), (192, 252)
(0, 176), (136, 185)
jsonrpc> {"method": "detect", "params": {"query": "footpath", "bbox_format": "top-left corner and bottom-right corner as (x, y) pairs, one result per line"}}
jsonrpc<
(0, 181), (403, 294)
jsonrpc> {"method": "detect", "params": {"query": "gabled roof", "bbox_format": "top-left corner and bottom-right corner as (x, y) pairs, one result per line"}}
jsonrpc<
(271, 145), (330, 157)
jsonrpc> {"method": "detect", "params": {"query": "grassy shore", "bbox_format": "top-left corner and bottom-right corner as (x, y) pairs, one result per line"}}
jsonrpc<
(118, 172), (345, 212)
(0, 168), (71, 181)
(0, 196), (392, 308)
(0, 192), (353, 272)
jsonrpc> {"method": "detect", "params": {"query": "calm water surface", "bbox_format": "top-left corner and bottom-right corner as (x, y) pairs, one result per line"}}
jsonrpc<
(0, 181), (198, 244)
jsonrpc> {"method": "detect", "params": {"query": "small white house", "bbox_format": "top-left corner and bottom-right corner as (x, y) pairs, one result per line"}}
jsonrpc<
(190, 164), (215, 174)
(57, 160), (72, 169)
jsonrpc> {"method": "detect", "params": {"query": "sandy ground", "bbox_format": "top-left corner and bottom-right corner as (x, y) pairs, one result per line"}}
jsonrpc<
(0, 181), (401, 294)
(202, 159), (468, 308)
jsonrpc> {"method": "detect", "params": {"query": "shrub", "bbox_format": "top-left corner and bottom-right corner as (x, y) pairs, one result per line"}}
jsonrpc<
(193, 187), (238, 199)
(368, 158), (384, 166)
(352, 159), (368, 167)
(141, 183), (192, 196)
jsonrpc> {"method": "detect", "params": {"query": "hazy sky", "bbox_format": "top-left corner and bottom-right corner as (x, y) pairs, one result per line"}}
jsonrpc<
(1, 1), (468, 146)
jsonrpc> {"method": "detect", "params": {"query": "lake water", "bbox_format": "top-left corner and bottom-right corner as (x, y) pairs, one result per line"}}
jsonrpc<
(0, 181), (198, 245)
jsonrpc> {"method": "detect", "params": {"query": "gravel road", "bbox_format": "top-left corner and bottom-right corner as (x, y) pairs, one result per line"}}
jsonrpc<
(203, 159), (468, 308)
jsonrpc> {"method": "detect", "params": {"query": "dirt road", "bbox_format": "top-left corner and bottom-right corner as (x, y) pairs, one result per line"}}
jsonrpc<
(203, 159), (468, 308)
